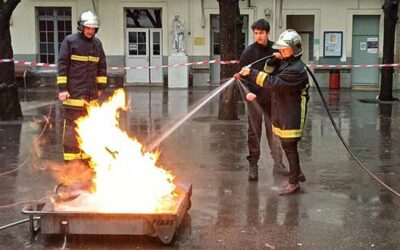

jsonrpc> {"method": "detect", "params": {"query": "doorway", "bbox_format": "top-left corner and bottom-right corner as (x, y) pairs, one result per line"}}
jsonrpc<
(351, 15), (380, 85)
(125, 8), (162, 84)
(286, 15), (315, 64)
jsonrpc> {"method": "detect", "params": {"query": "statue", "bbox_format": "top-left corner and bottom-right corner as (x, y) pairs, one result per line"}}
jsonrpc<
(171, 15), (185, 55)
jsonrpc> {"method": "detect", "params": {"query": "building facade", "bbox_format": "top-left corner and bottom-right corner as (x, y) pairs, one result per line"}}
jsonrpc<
(10, 0), (399, 88)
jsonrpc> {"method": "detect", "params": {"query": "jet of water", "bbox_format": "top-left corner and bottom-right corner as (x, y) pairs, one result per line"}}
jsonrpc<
(147, 77), (235, 151)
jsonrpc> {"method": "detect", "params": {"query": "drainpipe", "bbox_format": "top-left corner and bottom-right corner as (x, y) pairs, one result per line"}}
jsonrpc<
(278, 0), (283, 29)
(91, 0), (98, 14)
(188, 0), (191, 35)
(201, 0), (205, 28)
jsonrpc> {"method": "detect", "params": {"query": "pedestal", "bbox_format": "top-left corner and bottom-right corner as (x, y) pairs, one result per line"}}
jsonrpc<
(168, 54), (189, 88)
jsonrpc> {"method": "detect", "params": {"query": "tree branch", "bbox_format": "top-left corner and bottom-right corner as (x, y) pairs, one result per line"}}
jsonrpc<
(4, 0), (21, 19)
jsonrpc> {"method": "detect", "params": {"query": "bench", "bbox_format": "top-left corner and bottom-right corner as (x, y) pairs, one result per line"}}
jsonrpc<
(14, 64), (32, 88)
(191, 65), (210, 86)
(20, 66), (124, 88)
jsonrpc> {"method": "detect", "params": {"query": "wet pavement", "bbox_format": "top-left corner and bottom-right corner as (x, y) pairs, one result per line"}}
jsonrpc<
(0, 86), (400, 249)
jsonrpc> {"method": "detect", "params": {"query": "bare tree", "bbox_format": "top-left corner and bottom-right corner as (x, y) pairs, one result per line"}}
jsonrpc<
(0, 0), (22, 121)
(217, 0), (242, 120)
(379, 0), (399, 101)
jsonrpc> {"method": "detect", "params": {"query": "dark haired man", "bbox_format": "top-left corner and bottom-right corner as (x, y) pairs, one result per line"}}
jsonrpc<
(239, 29), (309, 195)
(238, 19), (288, 181)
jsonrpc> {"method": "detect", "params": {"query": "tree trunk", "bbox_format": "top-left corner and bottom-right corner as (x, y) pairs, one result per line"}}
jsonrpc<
(217, 0), (241, 120)
(379, 0), (399, 101)
(0, 0), (22, 121)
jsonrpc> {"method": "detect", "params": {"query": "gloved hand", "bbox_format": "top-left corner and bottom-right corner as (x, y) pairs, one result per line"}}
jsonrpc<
(58, 91), (70, 101)
(233, 73), (241, 79)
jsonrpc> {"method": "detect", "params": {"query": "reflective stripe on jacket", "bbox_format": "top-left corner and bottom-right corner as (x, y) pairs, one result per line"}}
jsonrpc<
(249, 57), (309, 140)
(57, 32), (107, 106)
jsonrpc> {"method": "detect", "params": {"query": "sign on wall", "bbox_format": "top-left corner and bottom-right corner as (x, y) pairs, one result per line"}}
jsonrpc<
(366, 37), (378, 54)
(323, 31), (343, 57)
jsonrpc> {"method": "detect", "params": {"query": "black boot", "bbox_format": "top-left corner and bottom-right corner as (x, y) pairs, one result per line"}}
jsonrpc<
(273, 162), (289, 176)
(298, 171), (306, 183)
(248, 164), (258, 181)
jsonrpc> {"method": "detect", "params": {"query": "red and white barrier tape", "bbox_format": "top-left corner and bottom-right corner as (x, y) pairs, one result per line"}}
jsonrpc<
(1, 58), (400, 70)
(307, 63), (399, 69)
(0, 58), (238, 70)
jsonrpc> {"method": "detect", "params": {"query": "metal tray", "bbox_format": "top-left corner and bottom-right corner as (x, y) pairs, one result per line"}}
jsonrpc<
(22, 183), (192, 244)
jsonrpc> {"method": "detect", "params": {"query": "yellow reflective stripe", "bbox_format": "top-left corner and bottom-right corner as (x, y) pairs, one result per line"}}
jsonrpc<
(63, 99), (98, 107)
(256, 72), (268, 87)
(64, 152), (90, 160)
(88, 56), (100, 62)
(272, 125), (303, 138)
(57, 76), (67, 85)
(264, 65), (275, 74)
(96, 76), (107, 84)
(272, 84), (309, 139)
(70, 55), (100, 62)
(71, 54), (89, 61)
(300, 84), (309, 129)
(62, 119), (66, 146)
(63, 99), (86, 107)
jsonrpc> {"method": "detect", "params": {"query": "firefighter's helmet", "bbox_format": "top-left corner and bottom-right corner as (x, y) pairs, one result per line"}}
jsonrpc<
(272, 29), (302, 57)
(77, 11), (99, 32)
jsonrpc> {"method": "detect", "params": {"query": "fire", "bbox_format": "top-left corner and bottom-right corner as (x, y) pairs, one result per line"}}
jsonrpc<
(57, 89), (177, 213)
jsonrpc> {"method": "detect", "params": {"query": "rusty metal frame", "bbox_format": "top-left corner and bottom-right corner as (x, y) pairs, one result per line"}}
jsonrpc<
(22, 183), (191, 244)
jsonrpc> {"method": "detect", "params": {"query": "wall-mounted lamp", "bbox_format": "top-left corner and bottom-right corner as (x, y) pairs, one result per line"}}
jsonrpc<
(264, 8), (272, 18)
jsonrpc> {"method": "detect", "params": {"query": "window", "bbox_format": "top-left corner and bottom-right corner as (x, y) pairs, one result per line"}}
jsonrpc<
(37, 7), (72, 64)
(128, 31), (147, 56)
(126, 8), (162, 28)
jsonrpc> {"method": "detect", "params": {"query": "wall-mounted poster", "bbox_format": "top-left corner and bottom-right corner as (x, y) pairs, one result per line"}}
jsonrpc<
(323, 31), (343, 57)
(366, 37), (378, 54)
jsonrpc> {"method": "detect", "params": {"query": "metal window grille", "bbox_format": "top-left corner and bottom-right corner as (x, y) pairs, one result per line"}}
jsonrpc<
(36, 7), (72, 64)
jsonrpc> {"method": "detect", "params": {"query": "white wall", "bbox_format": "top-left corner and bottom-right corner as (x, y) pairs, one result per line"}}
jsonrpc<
(10, 0), (384, 60)
(278, 0), (383, 60)
(11, 1), (78, 56)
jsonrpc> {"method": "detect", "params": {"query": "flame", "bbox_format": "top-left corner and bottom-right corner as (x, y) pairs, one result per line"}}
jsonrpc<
(59, 89), (176, 213)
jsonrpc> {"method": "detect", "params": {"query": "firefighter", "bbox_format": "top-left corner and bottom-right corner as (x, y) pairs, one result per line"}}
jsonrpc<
(57, 10), (107, 163)
(236, 19), (288, 181)
(239, 29), (309, 195)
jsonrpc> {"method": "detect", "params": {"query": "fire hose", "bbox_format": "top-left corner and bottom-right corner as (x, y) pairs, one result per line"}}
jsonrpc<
(304, 64), (400, 198)
(0, 103), (55, 232)
(237, 55), (400, 198)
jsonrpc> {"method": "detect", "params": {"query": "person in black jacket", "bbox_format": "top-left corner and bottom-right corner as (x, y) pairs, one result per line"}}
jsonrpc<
(57, 10), (107, 163)
(237, 19), (288, 181)
(239, 29), (309, 195)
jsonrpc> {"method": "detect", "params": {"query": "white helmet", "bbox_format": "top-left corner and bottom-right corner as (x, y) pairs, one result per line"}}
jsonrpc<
(77, 11), (99, 32)
(273, 29), (303, 57)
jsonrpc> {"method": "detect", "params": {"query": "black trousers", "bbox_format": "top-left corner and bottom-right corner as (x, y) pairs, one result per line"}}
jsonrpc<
(62, 107), (88, 161)
(246, 99), (282, 165)
(281, 140), (301, 184)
